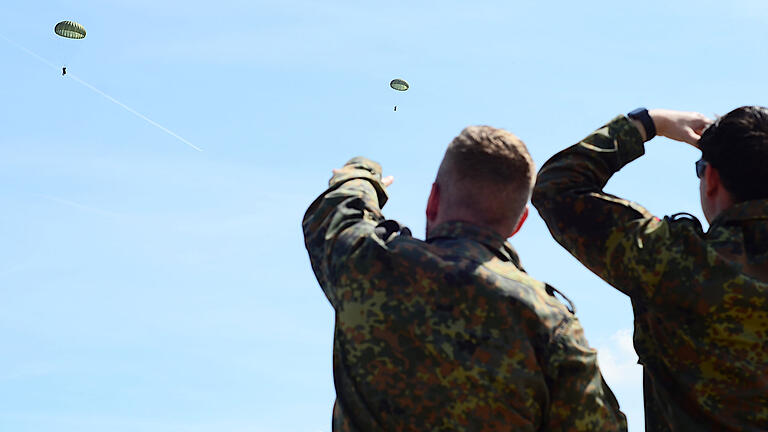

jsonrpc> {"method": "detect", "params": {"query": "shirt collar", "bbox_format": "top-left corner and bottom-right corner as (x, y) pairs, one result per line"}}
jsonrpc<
(426, 220), (522, 268)
(711, 199), (768, 227)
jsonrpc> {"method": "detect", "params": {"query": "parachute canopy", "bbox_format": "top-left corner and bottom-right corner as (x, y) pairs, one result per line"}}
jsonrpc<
(390, 78), (409, 92)
(55, 21), (86, 39)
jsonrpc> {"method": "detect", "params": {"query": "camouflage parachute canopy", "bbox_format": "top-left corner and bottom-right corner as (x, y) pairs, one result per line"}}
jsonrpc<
(390, 78), (409, 91)
(54, 21), (86, 39)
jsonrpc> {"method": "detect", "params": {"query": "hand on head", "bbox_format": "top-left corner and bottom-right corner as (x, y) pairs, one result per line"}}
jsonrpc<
(648, 109), (713, 146)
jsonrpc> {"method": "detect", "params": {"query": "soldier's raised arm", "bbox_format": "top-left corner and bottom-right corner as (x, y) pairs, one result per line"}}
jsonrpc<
(532, 110), (711, 300)
(302, 157), (395, 307)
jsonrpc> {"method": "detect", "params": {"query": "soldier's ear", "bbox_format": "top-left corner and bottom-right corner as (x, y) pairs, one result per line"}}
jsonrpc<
(509, 206), (528, 238)
(704, 164), (721, 198)
(426, 183), (439, 222)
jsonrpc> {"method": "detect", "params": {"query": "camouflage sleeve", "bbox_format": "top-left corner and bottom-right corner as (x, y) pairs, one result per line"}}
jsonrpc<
(302, 156), (389, 307)
(532, 116), (681, 300)
(544, 318), (628, 431)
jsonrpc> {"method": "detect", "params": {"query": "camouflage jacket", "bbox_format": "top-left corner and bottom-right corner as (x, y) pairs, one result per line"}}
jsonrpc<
(303, 157), (627, 432)
(532, 116), (768, 431)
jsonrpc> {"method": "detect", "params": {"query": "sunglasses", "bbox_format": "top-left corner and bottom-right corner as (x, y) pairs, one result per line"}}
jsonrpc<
(695, 159), (708, 179)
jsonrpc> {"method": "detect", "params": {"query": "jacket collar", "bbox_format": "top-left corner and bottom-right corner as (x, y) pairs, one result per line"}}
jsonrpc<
(426, 221), (522, 268)
(711, 199), (768, 227)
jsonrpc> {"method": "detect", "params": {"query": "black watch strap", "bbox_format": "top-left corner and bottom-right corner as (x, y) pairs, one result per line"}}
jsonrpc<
(627, 107), (656, 141)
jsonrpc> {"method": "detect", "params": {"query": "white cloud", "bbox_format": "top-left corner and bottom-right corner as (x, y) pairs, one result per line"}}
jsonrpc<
(596, 328), (640, 386)
(596, 328), (644, 431)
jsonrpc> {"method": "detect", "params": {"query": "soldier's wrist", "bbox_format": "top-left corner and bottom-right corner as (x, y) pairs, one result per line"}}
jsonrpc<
(342, 157), (383, 178)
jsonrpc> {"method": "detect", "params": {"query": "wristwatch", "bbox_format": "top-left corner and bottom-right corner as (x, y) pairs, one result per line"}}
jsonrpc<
(627, 107), (656, 141)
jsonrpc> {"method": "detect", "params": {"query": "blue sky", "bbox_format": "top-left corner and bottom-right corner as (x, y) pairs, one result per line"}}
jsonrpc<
(2, 1), (767, 431)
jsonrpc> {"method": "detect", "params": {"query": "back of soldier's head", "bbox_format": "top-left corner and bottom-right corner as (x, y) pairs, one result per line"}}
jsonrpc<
(437, 126), (535, 226)
(699, 106), (768, 202)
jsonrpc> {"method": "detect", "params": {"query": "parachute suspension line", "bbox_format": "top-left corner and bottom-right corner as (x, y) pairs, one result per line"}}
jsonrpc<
(0, 33), (202, 152)
(390, 78), (408, 112)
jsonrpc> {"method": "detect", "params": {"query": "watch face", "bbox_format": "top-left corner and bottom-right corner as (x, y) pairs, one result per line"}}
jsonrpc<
(628, 108), (647, 118)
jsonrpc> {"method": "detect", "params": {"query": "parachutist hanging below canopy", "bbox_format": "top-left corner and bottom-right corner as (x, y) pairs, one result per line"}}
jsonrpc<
(54, 20), (85, 77)
(390, 78), (408, 112)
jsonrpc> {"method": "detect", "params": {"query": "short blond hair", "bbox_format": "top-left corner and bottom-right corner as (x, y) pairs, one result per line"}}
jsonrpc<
(437, 126), (535, 226)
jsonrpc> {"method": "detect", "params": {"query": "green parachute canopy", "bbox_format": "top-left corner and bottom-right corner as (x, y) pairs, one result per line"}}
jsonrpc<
(54, 21), (86, 39)
(390, 78), (409, 91)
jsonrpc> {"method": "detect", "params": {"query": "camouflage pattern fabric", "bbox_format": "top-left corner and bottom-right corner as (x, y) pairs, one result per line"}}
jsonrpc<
(303, 157), (627, 431)
(532, 116), (768, 431)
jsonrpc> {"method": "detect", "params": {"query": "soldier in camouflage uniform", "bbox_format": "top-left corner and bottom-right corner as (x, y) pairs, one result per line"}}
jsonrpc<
(303, 126), (627, 431)
(533, 107), (768, 431)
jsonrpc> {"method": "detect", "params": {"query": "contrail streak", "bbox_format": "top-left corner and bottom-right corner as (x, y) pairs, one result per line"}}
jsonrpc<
(0, 33), (58, 69)
(0, 33), (202, 152)
(67, 73), (203, 152)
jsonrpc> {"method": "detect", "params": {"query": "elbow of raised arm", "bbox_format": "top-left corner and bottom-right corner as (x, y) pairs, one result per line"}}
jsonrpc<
(531, 171), (560, 215)
(530, 182), (547, 211)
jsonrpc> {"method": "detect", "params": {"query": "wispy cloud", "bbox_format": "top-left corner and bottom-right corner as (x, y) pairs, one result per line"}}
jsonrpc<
(596, 328), (641, 386)
(37, 194), (124, 218)
(0, 362), (58, 381)
(0, 412), (308, 432)
(596, 328), (644, 431)
(119, 2), (509, 68)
